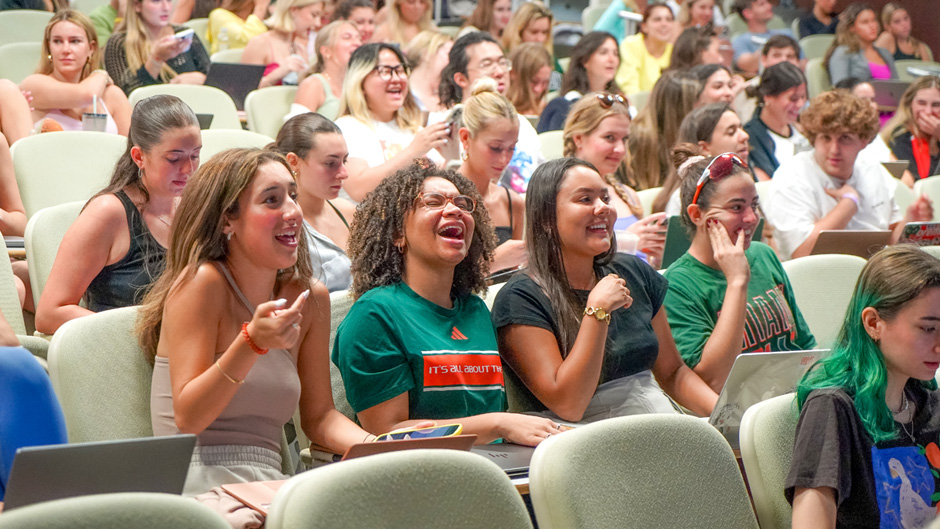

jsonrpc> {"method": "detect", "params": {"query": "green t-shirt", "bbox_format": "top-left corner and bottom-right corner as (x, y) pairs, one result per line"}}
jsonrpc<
(89, 4), (117, 50)
(332, 282), (506, 420)
(663, 242), (816, 368)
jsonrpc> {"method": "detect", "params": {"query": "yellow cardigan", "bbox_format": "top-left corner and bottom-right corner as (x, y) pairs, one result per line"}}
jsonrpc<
(615, 33), (672, 95)
(207, 8), (267, 55)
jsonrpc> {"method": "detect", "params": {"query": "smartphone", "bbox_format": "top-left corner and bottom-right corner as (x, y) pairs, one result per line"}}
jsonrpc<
(374, 424), (463, 442)
(174, 28), (195, 41)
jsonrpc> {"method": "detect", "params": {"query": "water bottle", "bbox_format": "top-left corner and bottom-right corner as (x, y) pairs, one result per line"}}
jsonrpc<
(217, 27), (229, 52)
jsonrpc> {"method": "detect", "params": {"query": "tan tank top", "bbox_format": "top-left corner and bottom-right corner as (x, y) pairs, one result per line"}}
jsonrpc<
(151, 263), (301, 451)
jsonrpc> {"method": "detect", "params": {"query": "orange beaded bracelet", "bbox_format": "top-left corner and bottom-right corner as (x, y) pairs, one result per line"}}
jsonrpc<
(241, 322), (269, 355)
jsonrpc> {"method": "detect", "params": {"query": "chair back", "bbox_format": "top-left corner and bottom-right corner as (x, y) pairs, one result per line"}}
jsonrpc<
(0, 10), (53, 46)
(24, 201), (84, 311)
(181, 18), (209, 49)
(209, 48), (243, 63)
(245, 86), (297, 139)
(127, 85), (241, 130)
(739, 393), (800, 529)
(896, 60), (940, 82)
(0, 235), (25, 335)
(799, 34), (835, 61)
(628, 90), (650, 112)
(47, 306), (153, 443)
(265, 449), (533, 529)
(804, 57), (831, 100)
(10, 132), (124, 217)
(635, 186), (661, 217)
(582, 5), (606, 31)
(894, 178), (915, 215)
(913, 175), (940, 221)
(528, 414), (758, 529)
(538, 130), (564, 160)
(0, 492), (230, 529)
(199, 129), (272, 163)
(0, 42), (41, 84)
(782, 253), (866, 349)
(328, 290), (355, 420)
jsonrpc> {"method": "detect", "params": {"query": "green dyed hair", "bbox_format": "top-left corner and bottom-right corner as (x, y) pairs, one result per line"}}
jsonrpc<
(796, 245), (940, 443)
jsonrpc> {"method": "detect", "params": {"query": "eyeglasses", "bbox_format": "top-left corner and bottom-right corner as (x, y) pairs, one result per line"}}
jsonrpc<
(415, 192), (476, 213)
(372, 64), (408, 81)
(474, 57), (512, 76)
(595, 93), (627, 108)
(691, 152), (748, 205)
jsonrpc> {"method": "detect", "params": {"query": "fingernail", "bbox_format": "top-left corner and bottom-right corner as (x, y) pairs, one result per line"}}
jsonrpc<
(302, 289), (310, 300)
(275, 298), (287, 307)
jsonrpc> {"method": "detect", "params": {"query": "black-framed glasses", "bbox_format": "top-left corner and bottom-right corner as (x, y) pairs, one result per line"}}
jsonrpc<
(415, 192), (476, 213)
(372, 64), (408, 81)
(595, 92), (627, 108)
(691, 152), (748, 205)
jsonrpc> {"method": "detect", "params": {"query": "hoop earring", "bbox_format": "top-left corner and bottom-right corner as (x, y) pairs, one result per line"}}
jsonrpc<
(396, 242), (404, 254)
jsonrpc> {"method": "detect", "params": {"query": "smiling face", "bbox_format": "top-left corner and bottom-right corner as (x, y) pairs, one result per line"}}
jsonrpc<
(850, 8), (880, 45)
(401, 177), (476, 270)
(48, 20), (95, 77)
(876, 287), (940, 384)
(699, 69), (734, 104)
(329, 22), (362, 67)
(642, 5), (675, 42)
(137, 125), (202, 198)
(398, 0), (428, 24)
(555, 165), (616, 260)
(226, 161), (303, 271)
(492, 0), (512, 31)
(521, 16), (550, 44)
(295, 132), (348, 200)
(689, 0), (714, 26)
(463, 117), (519, 182)
(696, 172), (760, 248)
(362, 48), (408, 121)
(763, 83), (807, 125)
(812, 131), (868, 181)
(574, 114), (630, 177)
(583, 37), (620, 87)
(136, 0), (172, 31)
(292, 1), (325, 32)
(348, 6), (375, 41)
(702, 110), (750, 163)
(912, 87), (940, 134)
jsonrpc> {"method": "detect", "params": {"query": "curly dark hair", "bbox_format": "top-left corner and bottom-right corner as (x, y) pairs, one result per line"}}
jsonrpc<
(348, 160), (497, 300)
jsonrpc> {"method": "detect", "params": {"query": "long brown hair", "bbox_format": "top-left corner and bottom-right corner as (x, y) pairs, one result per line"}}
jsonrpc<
(137, 149), (313, 360)
(823, 3), (876, 70)
(507, 43), (551, 115)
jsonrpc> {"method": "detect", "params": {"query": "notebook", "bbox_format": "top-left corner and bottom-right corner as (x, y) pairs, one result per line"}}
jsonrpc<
(661, 215), (764, 269)
(709, 349), (831, 449)
(221, 480), (285, 515)
(203, 63), (265, 111)
(897, 222), (940, 246)
(2, 434), (196, 511)
(809, 230), (891, 258)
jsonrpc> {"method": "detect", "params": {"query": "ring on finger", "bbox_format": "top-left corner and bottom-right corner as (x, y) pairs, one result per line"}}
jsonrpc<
(291, 323), (300, 330)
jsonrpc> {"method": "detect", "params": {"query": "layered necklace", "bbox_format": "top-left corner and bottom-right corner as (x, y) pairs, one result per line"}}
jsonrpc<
(892, 389), (916, 444)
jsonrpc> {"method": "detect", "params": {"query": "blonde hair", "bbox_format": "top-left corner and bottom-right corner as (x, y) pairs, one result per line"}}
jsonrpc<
(386, 0), (434, 45)
(137, 148), (313, 360)
(339, 43), (422, 133)
(462, 78), (517, 137)
(313, 20), (356, 73)
(119, 0), (176, 82)
(506, 42), (551, 116)
(880, 3), (925, 59)
(501, 1), (553, 58)
(38, 10), (102, 77)
(882, 75), (940, 144)
(404, 30), (451, 70)
(267, 0), (325, 33)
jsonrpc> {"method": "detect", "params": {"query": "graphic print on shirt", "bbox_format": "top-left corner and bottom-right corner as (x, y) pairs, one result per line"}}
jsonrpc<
(422, 350), (504, 392)
(872, 444), (940, 528)
(740, 284), (797, 351)
(379, 139), (405, 162)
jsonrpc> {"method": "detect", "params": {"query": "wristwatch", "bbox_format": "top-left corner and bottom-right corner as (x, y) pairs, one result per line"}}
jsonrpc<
(583, 306), (611, 324)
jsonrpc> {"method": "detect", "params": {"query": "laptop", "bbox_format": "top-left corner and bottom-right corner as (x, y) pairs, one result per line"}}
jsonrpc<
(897, 222), (940, 246)
(869, 80), (910, 111)
(2, 434), (196, 512)
(195, 113), (214, 130)
(882, 160), (909, 180)
(204, 63), (265, 111)
(471, 443), (536, 479)
(809, 230), (891, 258)
(661, 215), (764, 269)
(709, 349), (831, 449)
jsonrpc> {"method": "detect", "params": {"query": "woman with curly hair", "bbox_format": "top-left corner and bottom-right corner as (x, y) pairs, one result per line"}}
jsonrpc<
(491, 157), (717, 422)
(787, 245), (940, 528)
(766, 90), (932, 260)
(332, 161), (560, 446)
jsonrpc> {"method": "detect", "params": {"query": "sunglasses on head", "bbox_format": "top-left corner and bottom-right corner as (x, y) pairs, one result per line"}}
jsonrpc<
(595, 93), (627, 109)
(691, 152), (748, 206)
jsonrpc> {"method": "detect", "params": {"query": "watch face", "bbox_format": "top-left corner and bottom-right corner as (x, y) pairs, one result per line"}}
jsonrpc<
(596, 309), (608, 320)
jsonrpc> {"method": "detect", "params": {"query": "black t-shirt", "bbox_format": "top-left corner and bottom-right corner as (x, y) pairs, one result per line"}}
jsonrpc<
(887, 126), (940, 181)
(491, 253), (668, 412)
(785, 384), (940, 529)
(798, 12), (838, 37)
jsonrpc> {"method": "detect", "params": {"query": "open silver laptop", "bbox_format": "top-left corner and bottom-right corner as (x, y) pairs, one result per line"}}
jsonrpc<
(709, 350), (831, 448)
(3, 434), (195, 511)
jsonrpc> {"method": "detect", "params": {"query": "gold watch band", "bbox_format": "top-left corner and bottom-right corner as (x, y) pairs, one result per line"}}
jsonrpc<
(583, 306), (611, 323)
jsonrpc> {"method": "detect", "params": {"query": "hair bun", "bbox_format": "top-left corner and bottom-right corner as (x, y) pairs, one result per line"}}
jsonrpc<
(672, 142), (705, 172)
(468, 77), (499, 97)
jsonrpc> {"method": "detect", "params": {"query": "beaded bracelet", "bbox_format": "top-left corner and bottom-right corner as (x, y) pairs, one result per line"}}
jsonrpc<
(241, 322), (269, 355)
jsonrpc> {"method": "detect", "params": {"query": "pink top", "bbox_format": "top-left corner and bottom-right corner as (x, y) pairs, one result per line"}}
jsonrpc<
(35, 99), (119, 134)
(869, 62), (892, 80)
